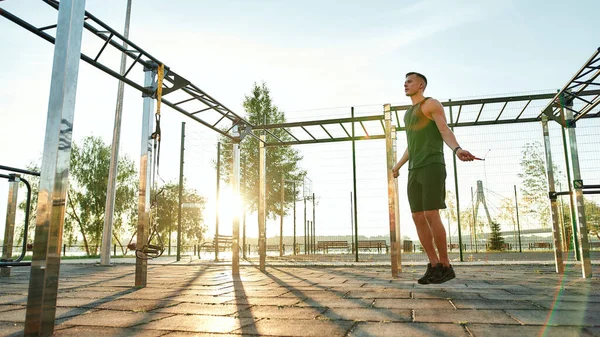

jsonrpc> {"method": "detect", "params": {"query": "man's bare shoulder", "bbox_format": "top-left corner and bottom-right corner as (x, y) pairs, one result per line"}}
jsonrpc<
(422, 98), (444, 117)
(422, 97), (442, 108)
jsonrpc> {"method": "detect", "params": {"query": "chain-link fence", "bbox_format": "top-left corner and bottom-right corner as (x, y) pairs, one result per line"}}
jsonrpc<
(2, 92), (599, 265)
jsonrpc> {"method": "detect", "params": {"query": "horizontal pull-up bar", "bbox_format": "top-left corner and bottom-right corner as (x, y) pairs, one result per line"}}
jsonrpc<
(555, 191), (600, 196)
(0, 165), (40, 176)
(552, 184), (600, 198)
(0, 261), (31, 267)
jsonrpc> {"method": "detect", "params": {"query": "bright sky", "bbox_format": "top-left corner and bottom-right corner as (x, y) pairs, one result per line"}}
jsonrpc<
(1, 0), (599, 246)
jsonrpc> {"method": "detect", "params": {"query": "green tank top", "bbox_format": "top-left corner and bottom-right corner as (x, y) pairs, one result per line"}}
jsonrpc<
(404, 97), (445, 170)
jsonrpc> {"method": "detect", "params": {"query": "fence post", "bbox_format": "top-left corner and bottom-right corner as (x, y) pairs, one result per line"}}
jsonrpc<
(448, 100), (463, 262)
(351, 107), (359, 262)
(514, 185), (523, 252)
(280, 175), (284, 257)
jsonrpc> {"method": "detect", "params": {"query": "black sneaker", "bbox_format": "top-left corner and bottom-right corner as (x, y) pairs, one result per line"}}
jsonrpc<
(429, 263), (456, 284)
(417, 263), (435, 284)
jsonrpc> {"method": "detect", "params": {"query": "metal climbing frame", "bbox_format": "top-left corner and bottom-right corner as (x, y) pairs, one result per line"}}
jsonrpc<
(540, 47), (600, 127)
(2, 0), (599, 333)
(539, 47), (600, 279)
(252, 92), (600, 149)
(1, 1), (252, 335)
(0, 0), (253, 140)
(251, 77), (600, 277)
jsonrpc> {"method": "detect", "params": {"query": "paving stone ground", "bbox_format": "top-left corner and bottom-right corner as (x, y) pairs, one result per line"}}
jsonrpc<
(0, 261), (599, 336)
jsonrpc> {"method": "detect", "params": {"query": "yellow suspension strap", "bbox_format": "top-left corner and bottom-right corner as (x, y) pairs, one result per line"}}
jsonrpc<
(151, 63), (165, 174)
(155, 63), (164, 126)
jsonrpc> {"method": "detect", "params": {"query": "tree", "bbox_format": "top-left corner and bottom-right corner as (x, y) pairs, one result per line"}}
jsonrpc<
(487, 221), (506, 251)
(65, 136), (138, 256)
(16, 162), (79, 247)
(518, 142), (552, 227)
(559, 197), (573, 250)
(441, 191), (457, 223)
(497, 197), (519, 247)
(441, 191), (457, 235)
(497, 197), (516, 225)
(459, 208), (472, 232)
(16, 163), (41, 246)
(153, 180), (208, 250)
(564, 198), (600, 243)
(517, 141), (600, 245)
(586, 198), (600, 239)
(111, 158), (138, 255)
(218, 82), (306, 219)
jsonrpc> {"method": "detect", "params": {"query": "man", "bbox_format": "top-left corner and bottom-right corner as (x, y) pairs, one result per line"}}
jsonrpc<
(392, 72), (478, 284)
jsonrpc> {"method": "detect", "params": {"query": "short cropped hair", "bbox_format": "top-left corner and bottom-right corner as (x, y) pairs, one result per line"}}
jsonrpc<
(406, 72), (427, 87)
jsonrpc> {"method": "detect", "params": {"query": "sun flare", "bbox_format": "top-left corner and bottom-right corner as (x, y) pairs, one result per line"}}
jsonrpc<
(217, 188), (242, 222)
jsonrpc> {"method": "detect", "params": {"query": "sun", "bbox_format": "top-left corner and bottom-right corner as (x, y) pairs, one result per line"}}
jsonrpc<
(217, 187), (242, 223)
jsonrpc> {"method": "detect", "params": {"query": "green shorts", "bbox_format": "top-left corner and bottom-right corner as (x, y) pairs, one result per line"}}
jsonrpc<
(407, 163), (447, 213)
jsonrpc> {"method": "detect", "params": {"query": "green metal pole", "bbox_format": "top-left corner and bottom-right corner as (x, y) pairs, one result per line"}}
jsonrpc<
(352, 107), (359, 262)
(312, 192), (316, 254)
(280, 175), (284, 256)
(304, 196), (307, 254)
(448, 101), (463, 261)
(514, 185), (522, 252)
(293, 182), (296, 255)
(471, 187), (476, 252)
(350, 191), (354, 254)
(215, 142), (221, 262)
(176, 122), (185, 262)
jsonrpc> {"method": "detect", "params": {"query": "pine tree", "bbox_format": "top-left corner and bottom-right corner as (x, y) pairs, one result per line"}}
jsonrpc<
(218, 82), (306, 219)
(487, 221), (505, 251)
(518, 141), (551, 228)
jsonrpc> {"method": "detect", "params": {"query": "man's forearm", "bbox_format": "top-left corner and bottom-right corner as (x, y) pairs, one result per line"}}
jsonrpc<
(393, 148), (409, 170)
(440, 129), (460, 151)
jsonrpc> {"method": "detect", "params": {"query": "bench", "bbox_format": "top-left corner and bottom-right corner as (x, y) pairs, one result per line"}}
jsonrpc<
(266, 244), (284, 252)
(485, 243), (512, 251)
(317, 241), (349, 253)
(529, 242), (552, 250)
(357, 240), (388, 253)
(403, 240), (413, 253)
(201, 234), (233, 252)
